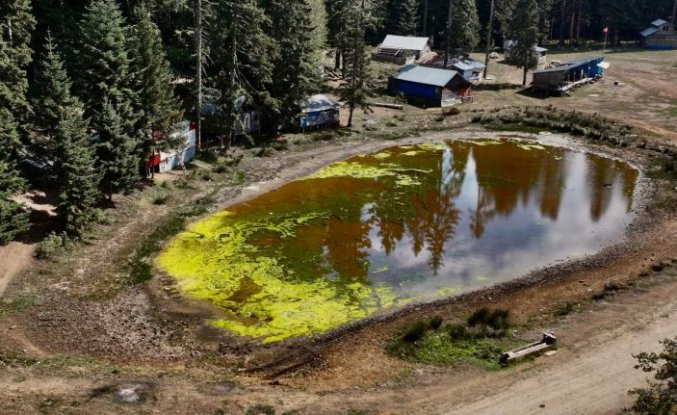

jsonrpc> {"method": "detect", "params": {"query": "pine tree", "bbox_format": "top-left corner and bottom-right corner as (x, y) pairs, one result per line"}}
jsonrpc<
(96, 99), (140, 200)
(308, 0), (327, 67)
(32, 33), (77, 158)
(260, 0), (318, 132)
(53, 104), (100, 235)
(326, 0), (351, 71)
(397, 0), (420, 35)
(0, 112), (29, 245)
(210, 0), (273, 147)
(509, 0), (540, 85)
(77, 0), (141, 196)
(34, 36), (100, 234)
(128, 7), (183, 164)
(340, 0), (373, 128)
(0, 2), (34, 244)
(75, 0), (137, 131)
(450, 0), (480, 51)
(0, 0), (36, 121)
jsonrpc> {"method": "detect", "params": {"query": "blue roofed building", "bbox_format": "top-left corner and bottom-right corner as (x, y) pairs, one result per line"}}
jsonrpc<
(388, 65), (472, 107)
(531, 56), (608, 94)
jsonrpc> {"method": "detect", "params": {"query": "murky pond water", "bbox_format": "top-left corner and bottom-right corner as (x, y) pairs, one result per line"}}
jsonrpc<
(157, 139), (638, 343)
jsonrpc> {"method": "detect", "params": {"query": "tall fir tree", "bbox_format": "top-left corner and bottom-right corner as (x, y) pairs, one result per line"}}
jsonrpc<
(450, 0), (480, 51)
(340, 0), (373, 128)
(0, 1), (34, 244)
(53, 104), (100, 235)
(34, 35), (100, 233)
(510, 0), (540, 85)
(260, 0), (317, 132)
(32, 33), (77, 159)
(326, 0), (351, 71)
(0, 0), (36, 119)
(128, 6), (183, 164)
(76, 0), (141, 196)
(308, 0), (327, 67)
(209, 0), (273, 147)
(75, 0), (138, 132)
(0, 114), (30, 245)
(397, 0), (420, 35)
(96, 99), (140, 200)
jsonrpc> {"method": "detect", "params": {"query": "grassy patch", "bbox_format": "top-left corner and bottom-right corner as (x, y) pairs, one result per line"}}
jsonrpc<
(0, 294), (38, 317)
(387, 309), (519, 369)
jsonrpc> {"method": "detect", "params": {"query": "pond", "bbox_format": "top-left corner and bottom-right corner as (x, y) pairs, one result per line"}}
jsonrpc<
(157, 138), (638, 343)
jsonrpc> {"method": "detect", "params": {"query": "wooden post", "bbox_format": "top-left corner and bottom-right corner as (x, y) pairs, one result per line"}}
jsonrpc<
(483, 0), (495, 79)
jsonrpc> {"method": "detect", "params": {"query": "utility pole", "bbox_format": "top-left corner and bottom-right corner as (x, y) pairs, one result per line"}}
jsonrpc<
(423, 0), (429, 36)
(195, 0), (203, 152)
(483, 0), (495, 79)
(672, 0), (677, 26)
(444, 0), (453, 68)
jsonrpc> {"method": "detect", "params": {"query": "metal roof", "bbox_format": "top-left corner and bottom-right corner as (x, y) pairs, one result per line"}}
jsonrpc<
(302, 94), (340, 113)
(393, 65), (459, 87)
(533, 56), (604, 74)
(640, 27), (660, 37)
(381, 35), (430, 51)
(651, 19), (669, 26)
(452, 59), (485, 71)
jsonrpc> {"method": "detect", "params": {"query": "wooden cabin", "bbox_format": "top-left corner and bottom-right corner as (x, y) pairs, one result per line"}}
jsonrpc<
(374, 35), (431, 64)
(640, 19), (677, 49)
(388, 65), (472, 107)
(532, 56), (607, 94)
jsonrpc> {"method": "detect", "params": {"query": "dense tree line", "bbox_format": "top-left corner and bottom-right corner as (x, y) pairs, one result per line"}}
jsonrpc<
(376, 0), (676, 48)
(1, 0), (674, 245)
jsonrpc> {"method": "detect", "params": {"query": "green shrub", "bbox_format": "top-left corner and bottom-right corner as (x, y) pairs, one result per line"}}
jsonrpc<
(467, 308), (510, 331)
(429, 316), (443, 331)
(152, 194), (169, 205)
(402, 321), (427, 343)
(213, 164), (228, 174)
(447, 323), (471, 341)
(36, 232), (69, 259)
(246, 404), (276, 415)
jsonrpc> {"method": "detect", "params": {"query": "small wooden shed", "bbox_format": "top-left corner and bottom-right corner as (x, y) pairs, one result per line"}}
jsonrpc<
(640, 19), (677, 49)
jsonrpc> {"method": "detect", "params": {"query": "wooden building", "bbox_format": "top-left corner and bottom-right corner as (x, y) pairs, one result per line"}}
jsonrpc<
(640, 19), (677, 49)
(374, 35), (431, 64)
(532, 56), (607, 94)
(417, 52), (486, 81)
(388, 65), (472, 107)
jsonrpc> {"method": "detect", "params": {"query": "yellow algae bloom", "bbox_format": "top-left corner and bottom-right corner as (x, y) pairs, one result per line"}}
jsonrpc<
(157, 210), (398, 343)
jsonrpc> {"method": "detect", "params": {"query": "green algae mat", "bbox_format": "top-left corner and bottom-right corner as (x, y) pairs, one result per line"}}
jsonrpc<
(157, 139), (638, 343)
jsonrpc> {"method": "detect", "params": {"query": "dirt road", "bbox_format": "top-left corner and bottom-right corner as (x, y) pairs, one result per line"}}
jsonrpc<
(0, 242), (35, 297)
(443, 302), (677, 415)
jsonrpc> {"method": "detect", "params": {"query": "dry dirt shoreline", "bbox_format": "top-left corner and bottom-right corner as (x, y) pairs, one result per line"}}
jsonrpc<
(1, 126), (676, 414)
